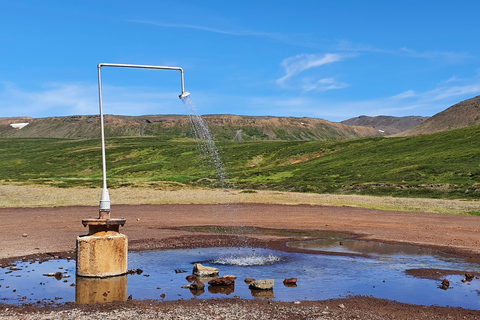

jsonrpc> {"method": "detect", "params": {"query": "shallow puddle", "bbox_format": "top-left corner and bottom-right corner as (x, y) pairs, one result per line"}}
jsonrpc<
(1, 244), (480, 309)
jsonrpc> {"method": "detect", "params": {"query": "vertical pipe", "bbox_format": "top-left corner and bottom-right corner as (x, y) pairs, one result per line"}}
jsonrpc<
(98, 65), (108, 190)
(98, 65), (110, 213)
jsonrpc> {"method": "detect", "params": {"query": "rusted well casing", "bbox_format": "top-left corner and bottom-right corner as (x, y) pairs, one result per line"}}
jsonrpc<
(76, 218), (128, 278)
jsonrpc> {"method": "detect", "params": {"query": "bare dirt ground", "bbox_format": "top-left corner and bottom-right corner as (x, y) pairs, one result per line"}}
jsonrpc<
(2, 203), (480, 319)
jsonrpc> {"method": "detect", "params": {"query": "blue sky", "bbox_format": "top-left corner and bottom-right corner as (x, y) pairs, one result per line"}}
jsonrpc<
(2, 0), (480, 122)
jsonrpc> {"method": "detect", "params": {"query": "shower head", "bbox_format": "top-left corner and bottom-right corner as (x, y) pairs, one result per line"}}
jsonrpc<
(179, 91), (190, 99)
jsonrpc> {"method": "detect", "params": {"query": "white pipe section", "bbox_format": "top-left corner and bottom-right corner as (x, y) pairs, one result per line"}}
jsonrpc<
(97, 63), (188, 213)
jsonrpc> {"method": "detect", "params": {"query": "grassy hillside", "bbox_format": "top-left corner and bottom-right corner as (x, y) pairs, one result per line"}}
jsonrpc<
(1, 125), (480, 199)
(0, 114), (379, 141)
(398, 95), (480, 136)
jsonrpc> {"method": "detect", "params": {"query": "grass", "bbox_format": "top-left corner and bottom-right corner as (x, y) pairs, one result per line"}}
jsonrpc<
(0, 184), (478, 215)
(0, 125), (480, 201)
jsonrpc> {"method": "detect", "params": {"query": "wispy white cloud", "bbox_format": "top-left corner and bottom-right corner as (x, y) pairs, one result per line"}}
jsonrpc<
(276, 53), (353, 92)
(130, 20), (302, 46)
(300, 77), (350, 92)
(400, 47), (473, 63)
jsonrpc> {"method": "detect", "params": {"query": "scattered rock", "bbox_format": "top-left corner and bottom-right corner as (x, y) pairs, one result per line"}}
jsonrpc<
(338, 304), (345, 309)
(175, 269), (187, 274)
(186, 274), (197, 282)
(208, 277), (235, 286)
(244, 278), (256, 284)
(465, 273), (474, 282)
(283, 278), (297, 285)
(440, 278), (450, 290)
(193, 263), (219, 277)
(22, 233), (27, 238)
(249, 279), (274, 290)
(182, 280), (205, 291)
(136, 268), (143, 275)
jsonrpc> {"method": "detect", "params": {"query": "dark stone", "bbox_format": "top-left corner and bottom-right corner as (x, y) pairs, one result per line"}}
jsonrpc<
(186, 274), (197, 282)
(244, 278), (256, 284)
(465, 273), (474, 282)
(189, 280), (205, 291)
(283, 278), (297, 285)
(440, 278), (450, 290)
(208, 277), (235, 286)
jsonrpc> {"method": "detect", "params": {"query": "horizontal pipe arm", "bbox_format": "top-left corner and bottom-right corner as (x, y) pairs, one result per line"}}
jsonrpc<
(98, 63), (186, 94)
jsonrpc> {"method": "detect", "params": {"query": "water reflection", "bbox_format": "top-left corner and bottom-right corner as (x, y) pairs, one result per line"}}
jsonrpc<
(75, 275), (128, 304)
(287, 239), (447, 257)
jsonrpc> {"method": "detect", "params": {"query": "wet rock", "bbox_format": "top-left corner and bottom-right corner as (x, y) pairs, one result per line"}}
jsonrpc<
(244, 278), (256, 284)
(440, 278), (450, 290)
(249, 279), (274, 290)
(186, 274), (197, 282)
(193, 263), (219, 277)
(182, 280), (205, 291)
(465, 273), (474, 282)
(175, 269), (187, 274)
(136, 268), (143, 275)
(54, 272), (63, 280)
(208, 277), (235, 286)
(223, 275), (237, 280)
(283, 278), (297, 285)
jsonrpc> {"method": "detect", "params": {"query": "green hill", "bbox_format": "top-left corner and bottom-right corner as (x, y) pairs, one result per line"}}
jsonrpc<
(1, 124), (479, 200)
(0, 114), (380, 141)
(397, 95), (480, 136)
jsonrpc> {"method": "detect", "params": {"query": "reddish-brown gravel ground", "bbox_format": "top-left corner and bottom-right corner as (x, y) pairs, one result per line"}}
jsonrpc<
(1, 203), (480, 319)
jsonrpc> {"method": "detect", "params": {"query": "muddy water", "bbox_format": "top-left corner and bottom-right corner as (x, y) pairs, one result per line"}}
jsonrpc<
(1, 243), (480, 309)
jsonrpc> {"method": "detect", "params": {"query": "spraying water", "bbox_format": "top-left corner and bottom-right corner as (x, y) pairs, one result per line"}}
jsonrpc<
(181, 94), (230, 189)
(180, 94), (259, 251)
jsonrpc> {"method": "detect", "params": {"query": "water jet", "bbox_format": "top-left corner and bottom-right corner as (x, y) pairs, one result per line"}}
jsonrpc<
(76, 63), (188, 279)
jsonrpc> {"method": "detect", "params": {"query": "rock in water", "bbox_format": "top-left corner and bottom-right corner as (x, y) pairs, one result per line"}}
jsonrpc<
(440, 278), (450, 290)
(208, 277), (235, 286)
(283, 278), (297, 285)
(193, 263), (219, 277)
(244, 278), (256, 284)
(249, 279), (274, 290)
(183, 280), (205, 291)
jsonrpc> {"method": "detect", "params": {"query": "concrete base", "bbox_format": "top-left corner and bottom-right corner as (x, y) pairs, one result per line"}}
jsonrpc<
(75, 274), (128, 304)
(76, 231), (128, 277)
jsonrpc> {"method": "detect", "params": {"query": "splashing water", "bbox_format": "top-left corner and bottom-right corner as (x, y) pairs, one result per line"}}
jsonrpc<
(212, 254), (282, 266)
(181, 94), (229, 189)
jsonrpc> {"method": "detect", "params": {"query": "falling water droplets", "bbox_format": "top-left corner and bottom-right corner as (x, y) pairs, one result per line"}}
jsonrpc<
(181, 94), (230, 189)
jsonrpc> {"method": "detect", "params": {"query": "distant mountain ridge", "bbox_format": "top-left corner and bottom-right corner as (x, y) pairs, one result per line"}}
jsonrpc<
(396, 95), (480, 136)
(341, 115), (429, 135)
(0, 114), (381, 141)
